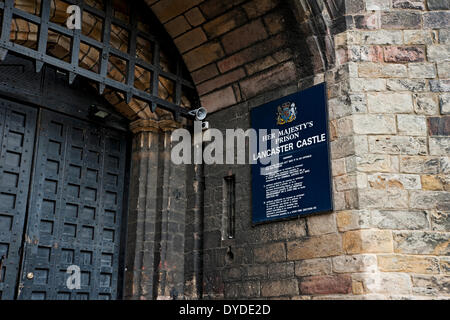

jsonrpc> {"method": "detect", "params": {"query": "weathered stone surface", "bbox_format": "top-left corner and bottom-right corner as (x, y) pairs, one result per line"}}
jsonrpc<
(387, 79), (427, 92)
(366, 0), (390, 10)
(371, 273), (413, 295)
(400, 156), (441, 174)
(438, 62), (450, 79)
(397, 115), (427, 136)
(411, 275), (450, 296)
(367, 93), (413, 113)
(306, 214), (337, 236)
(378, 255), (440, 274)
(368, 173), (421, 190)
(245, 265), (267, 279)
(349, 78), (386, 91)
(353, 115), (396, 135)
(422, 175), (445, 191)
(429, 137), (450, 156)
(371, 210), (429, 230)
(359, 62), (408, 78)
(413, 93), (439, 115)
(368, 136), (427, 155)
(441, 94), (450, 115)
(336, 210), (372, 232)
(393, 231), (450, 255)
(267, 262), (294, 279)
(225, 280), (260, 298)
(384, 46), (425, 63)
(381, 11), (421, 29)
(404, 30), (434, 45)
(427, 0), (450, 10)
(343, 230), (394, 254)
(408, 62), (436, 79)
(392, 0), (424, 9)
(261, 279), (299, 297)
(430, 80), (450, 92)
(299, 275), (352, 295)
(423, 12), (450, 29)
(410, 190), (450, 210)
(440, 257), (450, 275)
(430, 211), (450, 232)
(354, 154), (398, 173)
(332, 254), (377, 273)
(360, 30), (403, 45)
(287, 234), (343, 260)
(428, 45), (450, 63)
(254, 242), (286, 264)
(295, 258), (332, 277)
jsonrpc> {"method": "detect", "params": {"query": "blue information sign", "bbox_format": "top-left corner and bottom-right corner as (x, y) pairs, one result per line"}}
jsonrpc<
(251, 83), (333, 224)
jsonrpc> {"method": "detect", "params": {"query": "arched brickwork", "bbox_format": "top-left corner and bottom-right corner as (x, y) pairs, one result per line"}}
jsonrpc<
(143, 0), (348, 113)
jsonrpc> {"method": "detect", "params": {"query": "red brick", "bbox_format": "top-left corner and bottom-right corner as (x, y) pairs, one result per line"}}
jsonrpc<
(196, 68), (246, 95)
(221, 20), (269, 54)
(384, 46), (425, 63)
(200, 86), (237, 113)
(239, 61), (296, 99)
(191, 64), (220, 84)
(218, 33), (287, 73)
(299, 275), (352, 295)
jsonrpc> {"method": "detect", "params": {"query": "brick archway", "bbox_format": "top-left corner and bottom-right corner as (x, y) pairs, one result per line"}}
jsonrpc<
(144, 0), (344, 113)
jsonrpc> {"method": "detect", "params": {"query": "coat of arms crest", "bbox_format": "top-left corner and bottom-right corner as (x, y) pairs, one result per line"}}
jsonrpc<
(277, 102), (297, 125)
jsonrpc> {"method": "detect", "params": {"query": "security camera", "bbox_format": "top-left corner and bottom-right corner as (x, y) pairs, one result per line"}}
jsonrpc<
(189, 107), (208, 121)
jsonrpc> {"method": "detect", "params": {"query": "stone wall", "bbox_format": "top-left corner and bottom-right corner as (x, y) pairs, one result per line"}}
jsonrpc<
(187, 0), (449, 299)
(134, 0), (450, 300)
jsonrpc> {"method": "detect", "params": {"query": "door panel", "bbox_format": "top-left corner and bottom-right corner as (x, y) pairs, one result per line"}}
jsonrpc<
(18, 109), (127, 300)
(0, 99), (37, 300)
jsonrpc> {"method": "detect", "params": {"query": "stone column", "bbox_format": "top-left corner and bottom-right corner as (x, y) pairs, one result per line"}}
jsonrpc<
(124, 119), (188, 300)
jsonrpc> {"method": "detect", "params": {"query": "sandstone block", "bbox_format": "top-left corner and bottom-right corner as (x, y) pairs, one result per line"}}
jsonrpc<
(353, 115), (396, 135)
(378, 255), (440, 274)
(368, 136), (427, 155)
(254, 242), (286, 264)
(397, 115), (427, 136)
(393, 230), (450, 255)
(343, 230), (394, 254)
(287, 234), (343, 260)
(332, 254), (377, 273)
(294, 258), (332, 277)
(367, 93), (413, 113)
(261, 279), (299, 297)
(307, 214), (337, 236)
(299, 275), (352, 295)
(413, 93), (439, 115)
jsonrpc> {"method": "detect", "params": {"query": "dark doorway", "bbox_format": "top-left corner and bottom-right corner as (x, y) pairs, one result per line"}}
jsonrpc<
(0, 55), (130, 300)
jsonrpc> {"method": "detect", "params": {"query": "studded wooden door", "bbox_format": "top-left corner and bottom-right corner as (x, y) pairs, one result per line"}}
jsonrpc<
(0, 99), (37, 300)
(0, 102), (127, 300)
(16, 109), (127, 300)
